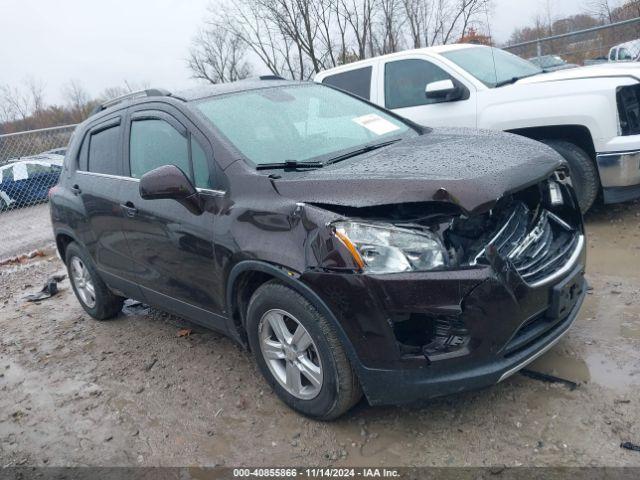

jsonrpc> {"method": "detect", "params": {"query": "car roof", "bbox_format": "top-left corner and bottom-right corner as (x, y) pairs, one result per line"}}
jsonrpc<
(176, 78), (307, 102)
(82, 78), (308, 126)
(316, 43), (481, 76)
(612, 39), (640, 50)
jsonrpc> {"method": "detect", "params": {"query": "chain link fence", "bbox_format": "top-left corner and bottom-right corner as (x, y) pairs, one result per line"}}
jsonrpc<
(0, 124), (76, 213)
(504, 17), (640, 68)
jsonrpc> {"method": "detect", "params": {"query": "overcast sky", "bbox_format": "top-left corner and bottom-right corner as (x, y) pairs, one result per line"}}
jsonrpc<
(1, 0), (586, 105)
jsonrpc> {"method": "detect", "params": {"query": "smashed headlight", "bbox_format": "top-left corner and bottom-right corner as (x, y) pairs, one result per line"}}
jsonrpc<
(333, 221), (447, 273)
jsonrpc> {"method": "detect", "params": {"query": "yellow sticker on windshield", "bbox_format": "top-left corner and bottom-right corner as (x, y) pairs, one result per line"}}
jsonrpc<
(352, 114), (401, 136)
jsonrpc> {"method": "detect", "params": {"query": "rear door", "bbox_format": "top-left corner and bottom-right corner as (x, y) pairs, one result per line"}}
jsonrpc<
(71, 115), (142, 298)
(379, 56), (477, 128)
(118, 105), (225, 328)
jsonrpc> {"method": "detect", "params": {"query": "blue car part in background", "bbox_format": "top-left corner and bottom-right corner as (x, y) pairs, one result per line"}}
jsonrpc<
(0, 159), (62, 210)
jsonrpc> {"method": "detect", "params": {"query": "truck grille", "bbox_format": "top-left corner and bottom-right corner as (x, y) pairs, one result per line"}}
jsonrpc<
(474, 203), (581, 287)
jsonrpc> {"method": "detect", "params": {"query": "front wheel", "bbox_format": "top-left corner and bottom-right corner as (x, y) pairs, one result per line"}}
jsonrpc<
(542, 140), (600, 213)
(246, 281), (362, 420)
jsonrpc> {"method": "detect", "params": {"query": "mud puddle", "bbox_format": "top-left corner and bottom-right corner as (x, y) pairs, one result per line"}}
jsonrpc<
(584, 202), (640, 278)
(527, 349), (640, 392)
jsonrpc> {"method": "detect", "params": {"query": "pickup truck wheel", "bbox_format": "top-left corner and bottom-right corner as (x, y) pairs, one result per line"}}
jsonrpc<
(246, 281), (362, 420)
(65, 242), (124, 320)
(542, 140), (599, 213)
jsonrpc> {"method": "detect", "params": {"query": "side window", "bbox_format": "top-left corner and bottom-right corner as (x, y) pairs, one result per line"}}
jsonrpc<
(0, 165), (13, 183)
(77, 134), (89, 171)
(384, 59), (453, 109)
(13, 162), (28, 181)
(26, 163), (54, 175)
(191, 138), (212, 189)
(88, 125), (122, 175)
(619, 48), (633, 61)
(609, 48), (617, 61)
(322, 67), (372, 100)
(129, 119), (189, 179)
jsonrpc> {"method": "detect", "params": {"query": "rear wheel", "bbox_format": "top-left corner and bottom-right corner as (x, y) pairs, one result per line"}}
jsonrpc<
(65, 242), (124, 320)
(246, 281), (362, 420)
(542, 140), (599, 213)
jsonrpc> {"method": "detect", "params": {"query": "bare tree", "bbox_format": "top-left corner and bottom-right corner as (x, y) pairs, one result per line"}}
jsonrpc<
(0, 76), (47, 125)
(0, 84), (33, 121)
(402, 0), (433, 48)
(189, 28), (252, 83)
(191, 0), (492, 81)
(375, 0), (404, 53)
(25, 77), (46, 116)
(339, 0), (376, 59)
(62, 80), (93, 122)
(100, 85), (131, 101)
(585, 0), (617, 22)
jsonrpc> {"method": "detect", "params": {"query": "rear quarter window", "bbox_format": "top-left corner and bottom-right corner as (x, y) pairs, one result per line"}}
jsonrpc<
(88, 124), (122, 175)
(322, 66), (372, 100)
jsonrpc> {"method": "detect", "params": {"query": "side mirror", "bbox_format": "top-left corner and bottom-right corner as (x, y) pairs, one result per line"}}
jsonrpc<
(139, 164), (203, 215)
(425, 79), (462, 102)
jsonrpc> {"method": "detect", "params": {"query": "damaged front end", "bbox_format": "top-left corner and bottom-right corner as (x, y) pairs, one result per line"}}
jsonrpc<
(299, 170), (585, 403)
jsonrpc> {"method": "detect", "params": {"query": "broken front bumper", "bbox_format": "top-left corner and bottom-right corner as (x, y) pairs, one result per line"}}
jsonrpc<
(357, 284), (585, 405)
(300, 240), (587, 406)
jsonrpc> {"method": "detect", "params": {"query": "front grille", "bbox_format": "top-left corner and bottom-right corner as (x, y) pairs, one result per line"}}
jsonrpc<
(475, 203), (580, 286)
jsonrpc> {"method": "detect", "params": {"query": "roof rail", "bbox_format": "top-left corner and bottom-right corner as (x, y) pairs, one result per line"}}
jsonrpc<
(90, 88), (172, 116)
(258, 75), (285, 81)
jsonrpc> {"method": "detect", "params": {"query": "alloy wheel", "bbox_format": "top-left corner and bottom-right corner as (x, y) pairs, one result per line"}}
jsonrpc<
(70, 256), (96, 308)
(258, 309), (323, 400)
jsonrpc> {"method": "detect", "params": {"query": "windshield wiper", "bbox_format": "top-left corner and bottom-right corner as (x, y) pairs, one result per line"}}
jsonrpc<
(494, 73), (541, 88)
(324, 139), (402, 165)
(256, 159), (324, 170)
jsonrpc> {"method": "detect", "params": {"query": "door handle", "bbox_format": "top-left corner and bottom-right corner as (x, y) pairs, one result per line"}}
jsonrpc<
(120, 201), (138, 217)
(71, 184), (82, 195)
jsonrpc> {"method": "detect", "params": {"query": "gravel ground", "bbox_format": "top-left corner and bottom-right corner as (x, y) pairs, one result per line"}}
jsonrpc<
(0, 201), (639, 467)
(0, 203), (53, 261)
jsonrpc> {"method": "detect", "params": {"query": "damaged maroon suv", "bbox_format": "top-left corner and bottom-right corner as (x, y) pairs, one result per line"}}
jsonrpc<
(50, 79), (586, 419)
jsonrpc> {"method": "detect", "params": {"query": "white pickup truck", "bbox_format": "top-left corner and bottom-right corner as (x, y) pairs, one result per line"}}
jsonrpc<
(315, 44), (640, 212)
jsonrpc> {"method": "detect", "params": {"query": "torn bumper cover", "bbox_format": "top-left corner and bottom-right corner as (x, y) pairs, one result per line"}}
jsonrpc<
(300, 239), (586, 406)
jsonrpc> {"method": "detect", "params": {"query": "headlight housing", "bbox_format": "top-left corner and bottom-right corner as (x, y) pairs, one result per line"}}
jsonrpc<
(333, 221), (448, 274)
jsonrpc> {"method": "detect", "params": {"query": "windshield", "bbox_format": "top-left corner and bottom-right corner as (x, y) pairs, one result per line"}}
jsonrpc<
(537, 55), (565, 68)
(195, 84), (415, 166)
(442, 47), (542, 88)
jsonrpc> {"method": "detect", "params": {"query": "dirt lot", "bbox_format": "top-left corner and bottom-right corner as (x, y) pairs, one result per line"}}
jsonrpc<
(1, 201), (639, 467)
(0, 204), (53, 261)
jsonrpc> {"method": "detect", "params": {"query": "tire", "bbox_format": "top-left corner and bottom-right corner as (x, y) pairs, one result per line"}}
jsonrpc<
(65, 242), (124, 320)
(246, 281), (362, 420)
(542, 140), (599, 213)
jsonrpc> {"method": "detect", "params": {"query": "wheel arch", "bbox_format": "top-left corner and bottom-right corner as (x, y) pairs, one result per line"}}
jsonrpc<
(54, 229), (80, 263)
(507, 124), (597, 162)
(225, 260), (362, 370)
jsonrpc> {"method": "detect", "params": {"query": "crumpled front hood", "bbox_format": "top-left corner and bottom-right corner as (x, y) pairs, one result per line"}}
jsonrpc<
(272, 128), (563, 213)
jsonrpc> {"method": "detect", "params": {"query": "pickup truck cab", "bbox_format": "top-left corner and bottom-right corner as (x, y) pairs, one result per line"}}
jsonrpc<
(315, 44), (640, 212)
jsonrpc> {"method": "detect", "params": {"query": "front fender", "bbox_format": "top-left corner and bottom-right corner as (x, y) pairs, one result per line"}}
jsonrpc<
(477, 78), (629, 150)
(224, 260), (363, 373)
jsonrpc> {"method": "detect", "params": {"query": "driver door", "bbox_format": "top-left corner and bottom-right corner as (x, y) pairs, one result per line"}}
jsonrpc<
(118, 106), (226, 328)
(380, 56), (477, 128)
